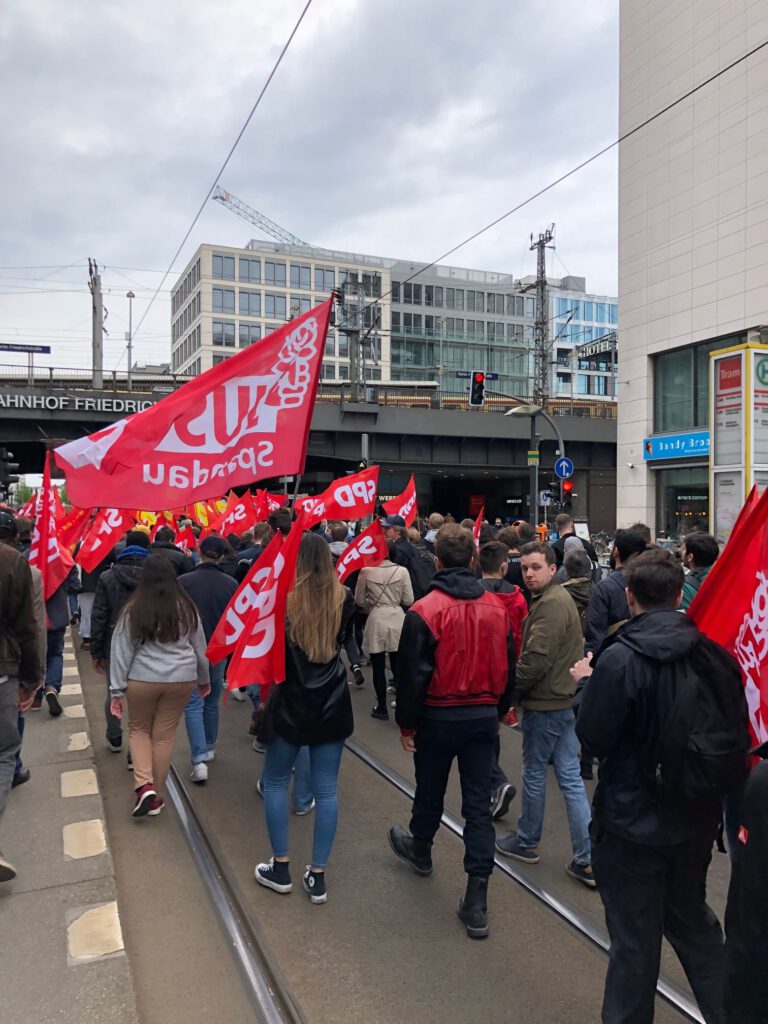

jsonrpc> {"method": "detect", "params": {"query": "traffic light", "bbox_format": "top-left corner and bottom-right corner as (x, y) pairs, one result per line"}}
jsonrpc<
(469, 370), (486, 407)
(561, 478), (574, 512)
(0, 447), (19, 501)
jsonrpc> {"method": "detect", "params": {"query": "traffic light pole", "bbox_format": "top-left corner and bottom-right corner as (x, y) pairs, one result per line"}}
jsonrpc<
(529, 415), (539, 528)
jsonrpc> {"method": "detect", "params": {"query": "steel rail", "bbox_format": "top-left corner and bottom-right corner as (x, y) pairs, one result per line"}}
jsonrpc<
(166, 764), (307, 1024)
(345, 737), (704, 1024)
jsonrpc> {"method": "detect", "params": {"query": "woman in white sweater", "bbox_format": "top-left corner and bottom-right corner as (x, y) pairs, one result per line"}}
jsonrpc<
(110, 555), (210, 817)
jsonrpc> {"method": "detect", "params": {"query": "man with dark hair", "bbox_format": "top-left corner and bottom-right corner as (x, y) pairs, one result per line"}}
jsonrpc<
(383, 513), (436, 600)
(584, 528), (648, 655)
(179, 535), (237, 784)
(389, 525), (515, 939)
(561, 548), (594, 621)
(328, 521), (349, 561)
(680, 533), (720, 611)
(629, 522), (653, 546)
(495, 541), (593, 886)
(91, 529), (150, 752)
(551, 513), (598, 569)
(498, 525), (527, 601)
(151, 525), (194, 576)
(576, 548), (739, 1023)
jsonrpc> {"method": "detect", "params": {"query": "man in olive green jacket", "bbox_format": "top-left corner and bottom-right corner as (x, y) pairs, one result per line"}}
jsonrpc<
(496, 542), (595, 888)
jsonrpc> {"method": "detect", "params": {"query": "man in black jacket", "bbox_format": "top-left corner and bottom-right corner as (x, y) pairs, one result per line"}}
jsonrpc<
(584, 528), (647, 654)
(551, 513), (598, 569)
(179, 536), (237, 783)
(150, 526), (194, 576)
(388, 525), (515, 940)
(576, 549), (730, 1024)
(383, 514), (435, 600)
(91, 531), (149, 752)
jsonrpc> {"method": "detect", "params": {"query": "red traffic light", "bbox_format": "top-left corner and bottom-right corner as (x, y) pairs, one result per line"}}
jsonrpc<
(562, 480), (574, 493)
(474, 372), (485, 382)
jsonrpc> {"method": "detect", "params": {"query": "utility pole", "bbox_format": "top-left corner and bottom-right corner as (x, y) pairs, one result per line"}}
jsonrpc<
(89, 259), (104, 389)
(126, 291), (135, 391)
(530, 225), (554, 407)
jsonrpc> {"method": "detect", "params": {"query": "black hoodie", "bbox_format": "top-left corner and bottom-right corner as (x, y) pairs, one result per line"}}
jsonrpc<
(90, 556), (146, 660)
(577, 609), (722, 845)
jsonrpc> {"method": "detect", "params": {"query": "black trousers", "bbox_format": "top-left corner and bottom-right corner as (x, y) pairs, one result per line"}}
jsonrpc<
(592, 828), (725, 1024)
(370, 651), (398, 708)
(490, 732), (507, 790)
(410, 714), (497, 878)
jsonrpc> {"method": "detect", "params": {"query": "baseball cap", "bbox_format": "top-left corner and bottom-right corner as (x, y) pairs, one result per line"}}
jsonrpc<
(381, 514), (406, 528)
(0, 508), (17, 535)
(200, 535), (226, 558)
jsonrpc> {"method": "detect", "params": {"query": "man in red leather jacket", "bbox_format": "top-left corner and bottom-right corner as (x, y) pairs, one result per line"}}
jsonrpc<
(388, 524), (515, 940)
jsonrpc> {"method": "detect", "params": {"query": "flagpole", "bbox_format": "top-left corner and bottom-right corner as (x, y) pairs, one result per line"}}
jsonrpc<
(290, 474), (302, 511)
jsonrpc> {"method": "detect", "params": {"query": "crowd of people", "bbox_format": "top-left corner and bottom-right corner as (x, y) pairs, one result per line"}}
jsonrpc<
(0, 500), (763, 1022)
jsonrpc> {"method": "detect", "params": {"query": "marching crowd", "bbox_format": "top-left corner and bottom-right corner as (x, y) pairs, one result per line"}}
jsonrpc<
(1, 501), (765, 1023)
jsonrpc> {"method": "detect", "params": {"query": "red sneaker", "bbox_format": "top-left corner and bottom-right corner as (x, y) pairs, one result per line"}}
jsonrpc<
(132, 782), (157, 818)
(502, 708), (519, 727)
(146, 795), (165, 817)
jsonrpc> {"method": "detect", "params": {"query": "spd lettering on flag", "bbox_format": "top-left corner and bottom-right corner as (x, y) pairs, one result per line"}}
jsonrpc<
(28, 452), (75, 600)
(382, 474), (417, 527)
(299, 466), (379, 527)
(77, 509), (135, 573)
(335, 520), (389, 583)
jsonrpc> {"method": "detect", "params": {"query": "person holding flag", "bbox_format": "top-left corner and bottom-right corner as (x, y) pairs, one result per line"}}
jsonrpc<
(255, 533), (356, 906)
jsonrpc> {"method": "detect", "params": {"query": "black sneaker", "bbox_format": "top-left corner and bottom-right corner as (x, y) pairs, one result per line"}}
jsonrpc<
(491, 782), (517, 822)
(388, 826), (433, 875)
(255, 858), (292, 894)
(580, 760), (594, 781)
(11, 769), (31, 789)
(30, 692), (43, 712)
(566, 860), (597, 889)
(302, 867), (327, 904)
(45, 690), (63, 717)
(0, 850), (17, 882)
(351, 665), (365, 687)
(371, 705), (389, 721)
(126, 752), (133, 771)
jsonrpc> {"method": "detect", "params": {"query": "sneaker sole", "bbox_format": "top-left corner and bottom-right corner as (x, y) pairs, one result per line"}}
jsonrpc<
(303, 879), (327, 904)
(0, 860), (17, 882)
(255, 871), (292, 894)
(132, 790), (157, 818)
(147, 803), (164, 817)
(566, 864), (597, 888)
(294, 806), (315, 816)
(456, 899), (489, 939)
(45, 692), (63, 717)
(387, 830), (433, 876)
(495, 843), (540, 864)
(491, 785), (517, 821)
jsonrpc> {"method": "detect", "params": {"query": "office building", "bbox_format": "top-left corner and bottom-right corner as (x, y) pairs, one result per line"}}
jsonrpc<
(617, 0), (768, 535)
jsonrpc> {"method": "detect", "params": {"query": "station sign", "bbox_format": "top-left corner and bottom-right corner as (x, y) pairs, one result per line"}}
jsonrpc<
(0, 343), (52, 354)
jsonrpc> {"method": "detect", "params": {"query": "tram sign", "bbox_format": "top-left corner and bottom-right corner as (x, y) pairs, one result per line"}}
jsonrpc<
(0, 343), (51, 354)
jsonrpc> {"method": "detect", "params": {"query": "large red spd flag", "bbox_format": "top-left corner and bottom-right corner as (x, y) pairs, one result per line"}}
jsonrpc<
(383, 474), (417, 527)
(689, 485), (768, 747)
(28, 452), (75, 599)
(298, 466), (379, 527)
(54, 299), (332, 510)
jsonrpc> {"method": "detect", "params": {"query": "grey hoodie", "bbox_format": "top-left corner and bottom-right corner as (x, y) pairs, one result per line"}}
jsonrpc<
(109, 613), (209, 698)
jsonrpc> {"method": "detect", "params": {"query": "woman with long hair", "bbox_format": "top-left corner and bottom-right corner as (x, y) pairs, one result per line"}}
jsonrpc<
(109, 555), (210, 817)
(255, 533), (354, 905)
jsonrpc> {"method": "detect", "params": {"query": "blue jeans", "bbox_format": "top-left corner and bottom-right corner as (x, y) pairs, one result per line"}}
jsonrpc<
(184, 661), (224, 764)
(516, 708), (592, 865)
(46, 627), (66, 693)
(262, 736), (344, 868)
(246, 684), (261, 710)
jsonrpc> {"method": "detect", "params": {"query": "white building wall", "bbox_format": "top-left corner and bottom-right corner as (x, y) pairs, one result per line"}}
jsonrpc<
(617, 0), (768, 526)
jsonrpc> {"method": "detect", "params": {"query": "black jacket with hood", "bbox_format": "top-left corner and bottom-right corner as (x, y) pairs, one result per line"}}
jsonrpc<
(90, 552), (147, 660)
(150, 541), (194, 576)
(584, 568), (629, 653)
(576, 609), (723, 846)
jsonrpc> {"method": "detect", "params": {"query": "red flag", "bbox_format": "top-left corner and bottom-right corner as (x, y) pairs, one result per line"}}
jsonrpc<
(57, 506), (92, 551)
(298, 466), (379, 527)
(18, 493), (36, 519)
(267, 493), (289, 510)
(335, 519), (389, 583)
(54, 299), (332, 510)
(207, 513), (306, 694)
(174, 527), (196, 552)
(473, 507), (485, 549)
(28, 453), (75, 599)
(217, 493), (258, 536)
(383, 474), (417, 527)
(52, 486), (66, 523)
(77, 508), (136, 573)
(689, 487), (768, 747)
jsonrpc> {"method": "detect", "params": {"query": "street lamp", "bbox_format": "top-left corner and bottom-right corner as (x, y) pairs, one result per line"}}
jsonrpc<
(126, 291), (135, 391)
(505, 400), (566, 529)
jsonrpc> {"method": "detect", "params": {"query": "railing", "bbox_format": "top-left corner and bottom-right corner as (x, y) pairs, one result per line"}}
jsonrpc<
(0, 364), (617, 419)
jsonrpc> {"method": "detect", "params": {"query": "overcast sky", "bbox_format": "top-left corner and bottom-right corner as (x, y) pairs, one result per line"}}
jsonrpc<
(0, 0), (618, 373)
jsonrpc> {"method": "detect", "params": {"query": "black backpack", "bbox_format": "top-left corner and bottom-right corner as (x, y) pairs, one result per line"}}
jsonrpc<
(650, 636), (750, 800)
(405, 546), (436, 601)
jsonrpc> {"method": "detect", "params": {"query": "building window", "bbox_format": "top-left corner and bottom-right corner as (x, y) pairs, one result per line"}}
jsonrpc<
(238, 258), (260, 283)
(315, 267), (335, 292)
(412, 284), (422, 305)
(290, 264), (311, 289)
(239, 324), (261, 347)
(212, 320), (235, 347)
(325, 333), (336, 356)
(338, 363), (350, 379)
(265, 293), (287, 319)
(212, 254), (235, 280)
(321, 362), (336, 379)
(657, 467), (709, 538)
(403, 283), (412, 304)
(239, 290), (261, 316)
(391, 281), (400, 303)
(338, 335), (349, 357)
(212, 288), (235, 314)
(265, 261), (286, 286)
(213, 354), (227, 366)
(366, 367), (382, 381)
(391, 312), (400, 332)
(290, 296), (311, 316)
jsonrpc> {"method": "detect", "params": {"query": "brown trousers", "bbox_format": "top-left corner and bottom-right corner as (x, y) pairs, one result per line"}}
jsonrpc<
(126, 680), (195, 791)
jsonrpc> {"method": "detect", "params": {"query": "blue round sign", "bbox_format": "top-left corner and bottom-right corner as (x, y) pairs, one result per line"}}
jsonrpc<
(554, 457), (574, 480)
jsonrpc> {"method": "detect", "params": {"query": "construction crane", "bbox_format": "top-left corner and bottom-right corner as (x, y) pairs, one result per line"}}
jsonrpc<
(212, 186), (311, 248)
